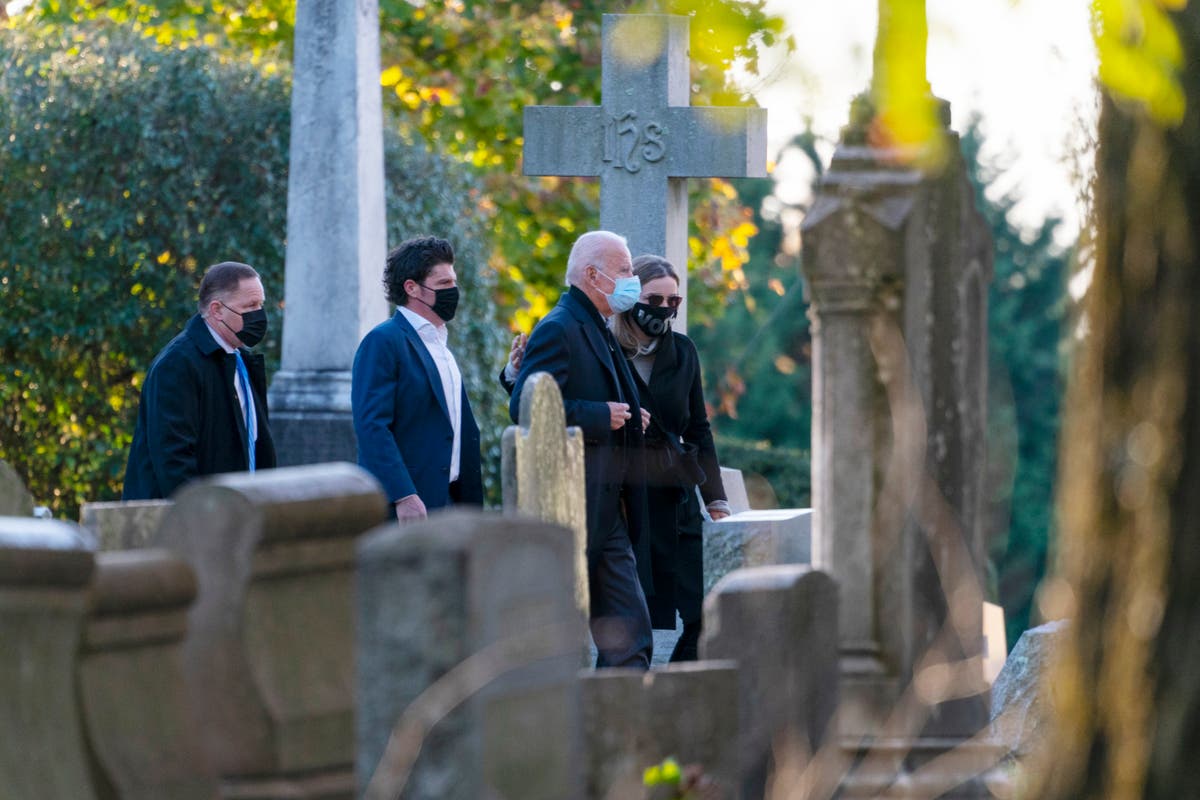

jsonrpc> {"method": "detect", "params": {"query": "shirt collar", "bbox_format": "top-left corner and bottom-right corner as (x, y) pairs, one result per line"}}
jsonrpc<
(204, 319), (238, 354)
(398, 304), (447, 344)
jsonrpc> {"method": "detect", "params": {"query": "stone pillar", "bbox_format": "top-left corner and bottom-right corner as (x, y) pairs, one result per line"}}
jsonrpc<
(268, 0), (389, 465)
(356, 512), (586, 800)
(0, 517), (97, 799)
(801, 96), (993, 748)
(701, 565), (839, 799)
(78, 549), (219, 800)
(153, 463), (387, 799)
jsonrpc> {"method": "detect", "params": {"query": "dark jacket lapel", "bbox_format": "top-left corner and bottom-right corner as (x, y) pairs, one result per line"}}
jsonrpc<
(392, 310), (450, 423)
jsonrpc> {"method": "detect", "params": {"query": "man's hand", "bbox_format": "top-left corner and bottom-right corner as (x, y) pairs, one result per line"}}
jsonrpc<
(395, 494), (427, 523)
(508, 333), (527, 371)
(639, 407), (651, 432)
(708, 509), (731, 521)
(607, 402), (632, 430)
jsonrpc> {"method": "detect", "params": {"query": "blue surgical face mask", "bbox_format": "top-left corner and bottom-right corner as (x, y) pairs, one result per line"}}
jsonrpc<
(594, 269), (641, 313)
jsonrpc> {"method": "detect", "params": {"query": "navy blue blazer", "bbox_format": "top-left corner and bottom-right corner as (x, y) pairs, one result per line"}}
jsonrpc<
(123, 314), (276, 500)
(509, 287), (652, 588)
(352, 309), (483, 509)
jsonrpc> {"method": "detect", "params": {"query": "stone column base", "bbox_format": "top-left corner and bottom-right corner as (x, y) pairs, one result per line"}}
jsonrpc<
(837, 737), (1013, 799)
(221, 766), (355, 800)
(268, 370), (357, 466)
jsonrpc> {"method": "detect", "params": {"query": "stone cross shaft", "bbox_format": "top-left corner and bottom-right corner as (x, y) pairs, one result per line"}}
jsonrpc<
(523, 13), (767, 330)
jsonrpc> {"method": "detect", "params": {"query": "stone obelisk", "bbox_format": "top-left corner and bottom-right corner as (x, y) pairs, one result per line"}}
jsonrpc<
(269, 0), (388, 464)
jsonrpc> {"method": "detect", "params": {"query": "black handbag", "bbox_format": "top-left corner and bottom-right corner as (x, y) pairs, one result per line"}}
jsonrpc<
(647, 417), (707, 488)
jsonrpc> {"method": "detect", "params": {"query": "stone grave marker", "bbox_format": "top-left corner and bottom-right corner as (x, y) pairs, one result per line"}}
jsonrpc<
(269, 0), (389, 465)
(581, 662), (740, 799)
(0, 517), (97, 799)
(153, 462), (387, 799)
(718, 467), (751, 514)
(357, 511), (586, 800)
(80, 499), (172, 551)
(501, 371), (588, 614)
(990, 619), (1068, 760)
(0, 460), (34, 516)
(702, 508), (813, 596)
(523, 12), (766, 329)
(78, 549), (219, 800)
(701, 565), (839, 799)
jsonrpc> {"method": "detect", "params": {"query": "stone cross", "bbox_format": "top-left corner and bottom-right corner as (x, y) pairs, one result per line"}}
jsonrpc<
(269, 0), (389, 465)
(501, 372), (588, 614)
(523, 13), (767, 330)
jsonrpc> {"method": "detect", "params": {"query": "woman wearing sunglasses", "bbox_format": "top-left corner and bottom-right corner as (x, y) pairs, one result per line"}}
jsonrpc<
(607, 254), (731, 662)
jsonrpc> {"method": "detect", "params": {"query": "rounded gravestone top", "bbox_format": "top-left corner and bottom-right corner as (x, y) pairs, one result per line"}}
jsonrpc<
(0, 516), (96, 587)
(0, 460), (35, 517)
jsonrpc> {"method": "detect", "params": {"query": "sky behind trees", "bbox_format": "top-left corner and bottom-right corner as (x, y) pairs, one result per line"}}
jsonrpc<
(752, 0), (1096, 243)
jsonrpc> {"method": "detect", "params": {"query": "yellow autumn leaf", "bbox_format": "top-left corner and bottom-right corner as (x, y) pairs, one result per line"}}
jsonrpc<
(157, 250), (171, 264)
(380, 65), (402, 87)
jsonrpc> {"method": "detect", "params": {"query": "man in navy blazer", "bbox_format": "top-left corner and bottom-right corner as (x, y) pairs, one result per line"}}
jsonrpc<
(352, 236), (483, 520)
(508, 231), (655, 669)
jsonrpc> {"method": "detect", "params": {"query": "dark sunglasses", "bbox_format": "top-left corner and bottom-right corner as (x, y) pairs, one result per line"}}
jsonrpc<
(642, 293), (683, 308)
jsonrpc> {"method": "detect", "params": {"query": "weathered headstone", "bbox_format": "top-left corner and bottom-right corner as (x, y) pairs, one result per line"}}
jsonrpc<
(357, 511), (585, 800)
(501, 372), (588, 613)
(801, 99), (992, 742)
(0, 517), (97, 799)
(80, 499), (172, 551)
(153, 462), (387, 799)
(268, 0), (389, 465)
(0, 460), (34, 516)
(702, 508), (812, 595)
(523, 13), (767, 329)
(989, 619), (1068, 760)
(718, 467), (751, 514)
(701, 565), (839, 800)
(581, 662), (740, 800)
(78, 549), (219, 800)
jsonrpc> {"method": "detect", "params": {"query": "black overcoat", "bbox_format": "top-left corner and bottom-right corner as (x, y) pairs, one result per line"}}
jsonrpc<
(508, 287), (654, 592)
(122, 314), (277, 500)
(634, 330), (727, 628)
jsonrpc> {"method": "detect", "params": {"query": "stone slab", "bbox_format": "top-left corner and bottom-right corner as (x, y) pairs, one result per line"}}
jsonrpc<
(80, 499), (172, 551)
(0, 461), (34, 516)
(702, 508), (812, 595)
(718, 467), (750, 514)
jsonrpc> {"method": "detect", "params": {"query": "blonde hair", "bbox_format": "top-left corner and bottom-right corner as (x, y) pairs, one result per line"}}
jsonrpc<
(610, 255), (680, 356)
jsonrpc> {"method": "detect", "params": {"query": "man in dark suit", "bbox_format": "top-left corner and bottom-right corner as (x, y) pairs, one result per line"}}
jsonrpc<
(352, 236), (483, 521)
(123, 261), (277, 499)
(508, 230), (654, 669)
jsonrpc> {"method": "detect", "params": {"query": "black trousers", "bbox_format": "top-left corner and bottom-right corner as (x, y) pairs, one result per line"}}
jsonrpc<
(588, 515), (653, 669)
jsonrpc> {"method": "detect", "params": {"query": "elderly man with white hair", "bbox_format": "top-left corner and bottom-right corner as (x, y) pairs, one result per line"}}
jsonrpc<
(507, 230), (654, 669)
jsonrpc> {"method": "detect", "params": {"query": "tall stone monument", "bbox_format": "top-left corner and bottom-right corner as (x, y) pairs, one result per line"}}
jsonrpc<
(269, 0), (389, 464)
(800, 4), (1001, 794)
(523, 13), (767, 329)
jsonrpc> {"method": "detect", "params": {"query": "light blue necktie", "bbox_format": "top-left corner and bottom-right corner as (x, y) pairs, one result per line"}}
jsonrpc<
(233, 350), (256, 472)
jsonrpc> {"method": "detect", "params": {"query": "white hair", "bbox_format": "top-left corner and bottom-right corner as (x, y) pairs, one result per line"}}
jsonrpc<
(565, 230), (629, 287)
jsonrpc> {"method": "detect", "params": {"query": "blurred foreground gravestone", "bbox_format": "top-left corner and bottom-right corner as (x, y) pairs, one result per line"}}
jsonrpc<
(0, 460), (34, 516)
(501, 371), (588, 614)
(154, 462), (386, 799)
(0, 517), (97, 799)
(990, 619), (1068, 760)
(702, 565), (839, 799)
(79, 549), (219, 800)
(581, 663), (739, 800)
(357, 511), (585, 800)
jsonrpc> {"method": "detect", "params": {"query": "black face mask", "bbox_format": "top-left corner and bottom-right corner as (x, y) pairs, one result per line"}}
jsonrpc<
(221, 303), (268, 348)
(632, 302), (675, 338)
(417, 284), (460, 322)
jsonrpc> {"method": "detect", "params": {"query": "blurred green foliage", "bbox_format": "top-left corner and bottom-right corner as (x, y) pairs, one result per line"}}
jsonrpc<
(0, 26), (504, 517)
(20, 0), (792, 329)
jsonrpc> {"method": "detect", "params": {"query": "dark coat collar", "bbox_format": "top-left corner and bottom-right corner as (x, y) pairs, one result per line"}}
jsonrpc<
(185, 314), (228, 358)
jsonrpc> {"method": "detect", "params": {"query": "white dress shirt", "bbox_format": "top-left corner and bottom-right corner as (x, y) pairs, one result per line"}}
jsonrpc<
(398, 305), (463, 483)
